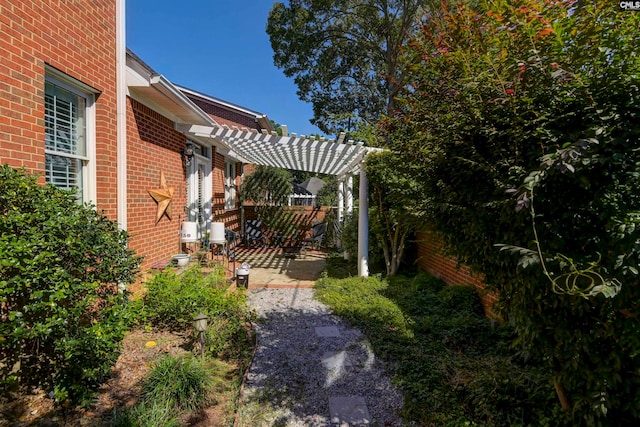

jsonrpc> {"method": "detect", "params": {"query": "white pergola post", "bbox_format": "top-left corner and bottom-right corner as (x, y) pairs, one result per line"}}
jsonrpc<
(346, 175), (353, 215)
(357, 166), (369, 277)
(337, 179), (345, 250)
(337, 179), (345, 223)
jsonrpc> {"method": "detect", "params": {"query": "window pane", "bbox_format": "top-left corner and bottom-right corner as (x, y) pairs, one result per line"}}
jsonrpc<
(45, 81), (86, 157)
(45, 154), (83, 201)
(224, 161), (236, 209)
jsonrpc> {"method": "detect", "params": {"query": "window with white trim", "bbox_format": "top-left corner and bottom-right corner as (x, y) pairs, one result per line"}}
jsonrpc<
(44, 72), (95, 203)
(224, 160), (236, 210)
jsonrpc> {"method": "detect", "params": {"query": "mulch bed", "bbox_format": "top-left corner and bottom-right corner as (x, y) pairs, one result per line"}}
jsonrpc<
(0, 329), (231, 427)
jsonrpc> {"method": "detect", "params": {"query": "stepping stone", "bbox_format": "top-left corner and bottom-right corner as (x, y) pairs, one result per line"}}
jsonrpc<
(322, 350), (352, 370)
(329, 396), (371, 425)
(321, 351), (352, 386)
(315, 325), (341, 337)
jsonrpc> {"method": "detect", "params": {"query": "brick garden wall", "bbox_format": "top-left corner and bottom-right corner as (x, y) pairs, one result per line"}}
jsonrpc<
(0, 0), (118, 218)
(416, 229), (498, 317)
(126, 98), (187, 271)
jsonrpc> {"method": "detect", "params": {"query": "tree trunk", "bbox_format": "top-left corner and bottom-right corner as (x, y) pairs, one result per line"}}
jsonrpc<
(554, 378), (571, 411)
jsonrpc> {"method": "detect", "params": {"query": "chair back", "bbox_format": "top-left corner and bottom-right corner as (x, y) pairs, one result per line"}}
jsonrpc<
(246, 220), (262, 238)
(312, 222), (327, 238)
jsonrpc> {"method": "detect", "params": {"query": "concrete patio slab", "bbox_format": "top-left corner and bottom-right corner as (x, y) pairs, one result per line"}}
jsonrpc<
(234, 247), (327, 289)
(329, 396), (371, 425)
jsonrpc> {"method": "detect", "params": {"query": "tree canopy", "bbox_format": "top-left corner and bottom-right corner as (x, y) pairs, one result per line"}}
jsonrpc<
(267, 0), (429, 135)
(386, 0), (640, 422)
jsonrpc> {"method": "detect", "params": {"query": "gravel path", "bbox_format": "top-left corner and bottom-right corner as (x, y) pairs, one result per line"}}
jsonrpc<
(237, 288), (404, 427)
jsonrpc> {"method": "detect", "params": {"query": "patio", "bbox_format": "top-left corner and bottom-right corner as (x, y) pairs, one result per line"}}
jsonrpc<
(232, 247), (327, 289)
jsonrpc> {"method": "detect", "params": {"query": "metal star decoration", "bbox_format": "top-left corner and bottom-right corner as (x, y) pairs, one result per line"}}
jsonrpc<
(148, 171), (175, 224)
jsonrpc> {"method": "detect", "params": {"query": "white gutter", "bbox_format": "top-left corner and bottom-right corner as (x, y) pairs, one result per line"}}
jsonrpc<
(116, 0), (127, 230)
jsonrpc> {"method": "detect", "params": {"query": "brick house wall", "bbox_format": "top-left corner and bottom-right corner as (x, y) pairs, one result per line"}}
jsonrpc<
(189, 97), (257, 130)
(126, 98), (188, 271)
(416, 229), (498, 316)
(0, 0), (118, 219)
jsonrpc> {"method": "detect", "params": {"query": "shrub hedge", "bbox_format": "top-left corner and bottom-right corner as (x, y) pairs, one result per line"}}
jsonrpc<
(0, 165), (141, 403)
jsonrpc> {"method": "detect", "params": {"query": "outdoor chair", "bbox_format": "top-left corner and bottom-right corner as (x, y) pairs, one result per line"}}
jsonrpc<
(245, 219), (267, 248)
(225, 229), (239, 261)
(302, 221), (327, 251)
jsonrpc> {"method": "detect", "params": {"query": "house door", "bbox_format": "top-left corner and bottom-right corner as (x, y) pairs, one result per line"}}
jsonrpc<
(188, 150), (212, 240)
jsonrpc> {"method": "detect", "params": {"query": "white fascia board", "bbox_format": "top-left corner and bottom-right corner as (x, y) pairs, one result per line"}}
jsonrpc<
(149, 75), (217, 126)
(125, 62), (151, 89)
(177, 86), (273, 132)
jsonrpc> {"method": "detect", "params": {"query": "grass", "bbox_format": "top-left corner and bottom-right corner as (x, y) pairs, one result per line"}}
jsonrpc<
(110, 401), (180, 427)
(316, 256), (558, 426)
(141, 355), (213, 411)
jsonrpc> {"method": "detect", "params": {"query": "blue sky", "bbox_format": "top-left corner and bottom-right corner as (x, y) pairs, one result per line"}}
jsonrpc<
(126, 0), (323, 138)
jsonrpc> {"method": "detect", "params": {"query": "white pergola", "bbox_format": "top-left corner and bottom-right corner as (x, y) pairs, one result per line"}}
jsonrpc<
(177, 123), (378, 277)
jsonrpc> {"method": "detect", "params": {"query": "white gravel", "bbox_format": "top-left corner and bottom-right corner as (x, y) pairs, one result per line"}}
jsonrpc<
(238, 288), (405, 427)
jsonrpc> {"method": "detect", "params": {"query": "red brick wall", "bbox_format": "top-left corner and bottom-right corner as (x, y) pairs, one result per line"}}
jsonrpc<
(188, 96), (257, 130)
(416, 229), (498, 317)
(0, 0), (118, 219)
(126, 98), (187, 271)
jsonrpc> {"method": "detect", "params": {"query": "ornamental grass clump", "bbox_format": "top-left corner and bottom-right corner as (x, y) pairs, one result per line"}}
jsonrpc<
(140, 355), (213, 412)
(110, 401), (179, 427)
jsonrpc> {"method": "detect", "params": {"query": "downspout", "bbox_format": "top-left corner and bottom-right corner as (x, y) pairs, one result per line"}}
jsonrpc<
(116, 0), (127, 230)
(357, 165), (369, 277)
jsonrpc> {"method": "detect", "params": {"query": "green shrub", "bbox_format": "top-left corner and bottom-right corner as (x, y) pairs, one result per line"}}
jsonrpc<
(437, 285), (485, 317)
(141, 355), (212, 411)
(135, 266), (254, 361)
(318, 259), (556, 425)
(0, 166), (141, 403)
(136, 266), (246, 331)
(315, 275), (414, 342)
(205, 314), (253, 360)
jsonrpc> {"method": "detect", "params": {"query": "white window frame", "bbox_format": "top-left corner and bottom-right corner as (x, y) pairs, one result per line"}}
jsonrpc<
(225, 160), (236, 210)
(44, 66), (97, 204)
(187, 142), (212, 240)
